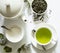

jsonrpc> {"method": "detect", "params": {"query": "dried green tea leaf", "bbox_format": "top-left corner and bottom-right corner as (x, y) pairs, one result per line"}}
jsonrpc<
(0, 33), (7, 45)
(0, 33), (4, 39)
(4, 46), (12, 52)
(17, 44), (25, 53)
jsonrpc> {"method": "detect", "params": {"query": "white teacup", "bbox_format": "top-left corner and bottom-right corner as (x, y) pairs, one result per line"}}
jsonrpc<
(31, 23), (57, 50)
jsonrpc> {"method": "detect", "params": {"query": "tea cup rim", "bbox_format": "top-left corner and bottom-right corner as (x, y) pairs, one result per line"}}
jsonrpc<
(34, 27), (53, 45)
(32, 23), (57, 46)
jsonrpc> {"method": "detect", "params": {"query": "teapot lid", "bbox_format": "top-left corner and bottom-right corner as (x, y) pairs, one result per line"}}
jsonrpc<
(0, 0), (24, 18)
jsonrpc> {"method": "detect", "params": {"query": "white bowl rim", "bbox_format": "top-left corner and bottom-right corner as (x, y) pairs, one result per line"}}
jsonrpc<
(5, 25), (24, 43)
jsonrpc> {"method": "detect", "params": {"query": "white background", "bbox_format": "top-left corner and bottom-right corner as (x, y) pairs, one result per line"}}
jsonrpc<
(0, 0), (60, 53)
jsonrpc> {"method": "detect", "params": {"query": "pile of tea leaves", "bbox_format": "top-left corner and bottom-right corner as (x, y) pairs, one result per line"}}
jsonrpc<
(32, 0), (47, 14)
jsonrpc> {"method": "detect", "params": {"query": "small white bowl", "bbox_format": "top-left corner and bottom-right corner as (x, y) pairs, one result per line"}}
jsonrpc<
(5, 25), (24, 43)
(31, 0), (48, 15)
(3, 17), (25, 43)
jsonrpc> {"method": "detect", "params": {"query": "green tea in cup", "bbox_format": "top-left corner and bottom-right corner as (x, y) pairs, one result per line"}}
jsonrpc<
(35, 27), (52, 45)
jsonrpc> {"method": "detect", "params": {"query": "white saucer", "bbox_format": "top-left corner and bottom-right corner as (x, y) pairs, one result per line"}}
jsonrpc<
(31, 23), (57, 50)
(32, 38), (57, 50)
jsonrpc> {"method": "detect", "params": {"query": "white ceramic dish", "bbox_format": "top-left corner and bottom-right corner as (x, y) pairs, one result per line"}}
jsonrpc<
(3, 18), (25, 43)
(0, 0), (24, 19)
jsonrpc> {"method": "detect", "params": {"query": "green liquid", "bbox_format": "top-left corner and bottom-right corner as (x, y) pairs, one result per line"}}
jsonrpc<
(36, 28), (52, 44)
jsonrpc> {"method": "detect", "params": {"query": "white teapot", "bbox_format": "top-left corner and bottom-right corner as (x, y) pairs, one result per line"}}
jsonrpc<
(0, 0), (24, 19)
